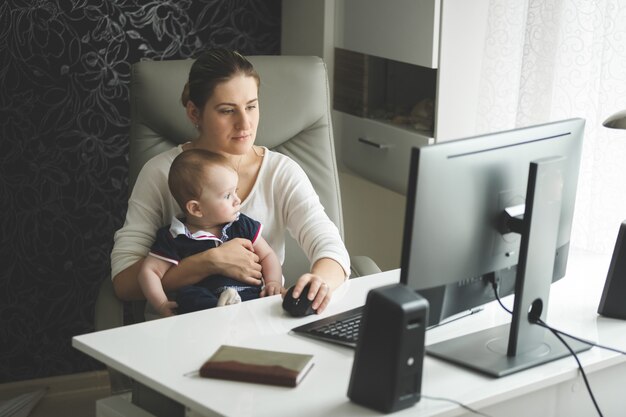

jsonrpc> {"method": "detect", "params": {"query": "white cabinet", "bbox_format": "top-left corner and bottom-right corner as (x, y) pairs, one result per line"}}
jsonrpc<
(281, 0), (490, 268)
(435, 0), (489, 142)
(335, 0), (440, 69)
(329, 0), (489, 194)
(340, 113), (433, 194)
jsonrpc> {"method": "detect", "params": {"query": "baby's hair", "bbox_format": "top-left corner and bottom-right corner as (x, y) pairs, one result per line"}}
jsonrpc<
(168, 149), (235, 214)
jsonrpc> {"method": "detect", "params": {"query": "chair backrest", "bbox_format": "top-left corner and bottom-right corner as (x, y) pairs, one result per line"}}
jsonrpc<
(129, 55), (344, 281)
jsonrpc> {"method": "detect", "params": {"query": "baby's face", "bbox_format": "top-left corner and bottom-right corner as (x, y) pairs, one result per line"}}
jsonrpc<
(197, 165), (241, 224)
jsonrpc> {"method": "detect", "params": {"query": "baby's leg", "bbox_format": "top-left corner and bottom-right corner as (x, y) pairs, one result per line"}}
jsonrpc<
(238, 287), (262, 302)
(176, 286), (219, 313)
(217, 288), (242, 306)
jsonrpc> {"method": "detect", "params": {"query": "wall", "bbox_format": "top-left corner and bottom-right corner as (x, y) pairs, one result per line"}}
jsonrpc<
(339, 171), (406, 272)
(0, 0), (281, 383)
(281, 1), (408, 272)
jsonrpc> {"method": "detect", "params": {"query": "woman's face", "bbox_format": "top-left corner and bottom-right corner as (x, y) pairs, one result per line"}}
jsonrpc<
(192, 75), (259, 156)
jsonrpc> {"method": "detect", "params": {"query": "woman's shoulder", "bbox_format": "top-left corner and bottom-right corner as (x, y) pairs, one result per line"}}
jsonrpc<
(140, 145), (184, 173)
(263, 148), (302, 172)
(256, 149), (309, 193)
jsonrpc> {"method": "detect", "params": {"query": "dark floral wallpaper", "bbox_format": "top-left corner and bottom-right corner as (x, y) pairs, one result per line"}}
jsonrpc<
(0, 0), (280, 383)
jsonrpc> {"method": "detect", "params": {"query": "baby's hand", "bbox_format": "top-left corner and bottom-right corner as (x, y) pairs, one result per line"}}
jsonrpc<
(157, 300), (178, 317)
(260, 281), (283, 297)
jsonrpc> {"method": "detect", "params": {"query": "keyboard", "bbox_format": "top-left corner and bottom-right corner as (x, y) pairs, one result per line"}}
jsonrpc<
(290, 305), (485, 349)
(290, 306), (364, 348)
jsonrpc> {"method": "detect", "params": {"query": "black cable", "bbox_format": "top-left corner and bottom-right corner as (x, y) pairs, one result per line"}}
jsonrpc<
(532, 318), (604, 417)
(421, 394), (493, 417)
(489, 278), (626, 355)
(489, 279), (604, 417)
(489, 279), (512, 315)
(426, 307), (485, 330)
(536, 322), (626, 356)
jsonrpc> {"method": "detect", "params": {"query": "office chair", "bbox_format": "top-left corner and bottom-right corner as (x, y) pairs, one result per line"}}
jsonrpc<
(94, 55), (381, 394)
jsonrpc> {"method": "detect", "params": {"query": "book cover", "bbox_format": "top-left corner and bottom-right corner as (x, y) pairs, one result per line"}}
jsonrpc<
(199, 345), (314, 387)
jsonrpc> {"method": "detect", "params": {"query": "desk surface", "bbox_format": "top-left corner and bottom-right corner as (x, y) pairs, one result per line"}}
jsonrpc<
(74, 250), (626, 417)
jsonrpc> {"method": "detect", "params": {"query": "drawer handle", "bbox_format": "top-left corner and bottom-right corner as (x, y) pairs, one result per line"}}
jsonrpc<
(357, 137), (395, 150)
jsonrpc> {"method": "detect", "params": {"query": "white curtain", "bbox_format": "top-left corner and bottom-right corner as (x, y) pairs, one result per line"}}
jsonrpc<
(476, 0), (626, 253)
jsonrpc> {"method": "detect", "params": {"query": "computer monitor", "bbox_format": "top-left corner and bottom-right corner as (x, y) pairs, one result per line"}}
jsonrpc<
(399, 118), (590, 377)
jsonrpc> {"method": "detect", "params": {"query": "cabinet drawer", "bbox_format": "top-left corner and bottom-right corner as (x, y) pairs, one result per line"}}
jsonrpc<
(336, 0), (440, 68)
(340, 112), (432, 194)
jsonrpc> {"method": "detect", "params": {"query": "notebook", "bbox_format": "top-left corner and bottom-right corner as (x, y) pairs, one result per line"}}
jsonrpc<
(200, 345), (314, 387)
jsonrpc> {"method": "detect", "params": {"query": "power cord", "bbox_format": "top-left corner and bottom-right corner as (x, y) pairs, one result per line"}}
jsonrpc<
(488, 278), (626, 355)
(421, 394), (493, 417)
(488, 278), (610, 417)
(426, 306), (484, 330)
(533, 321), (626, 356)
(532, 317), (603, 416)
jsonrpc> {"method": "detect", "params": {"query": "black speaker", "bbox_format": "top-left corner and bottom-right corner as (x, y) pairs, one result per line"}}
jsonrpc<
(347, 284), (429, 413)
(598, 220), (626, 319)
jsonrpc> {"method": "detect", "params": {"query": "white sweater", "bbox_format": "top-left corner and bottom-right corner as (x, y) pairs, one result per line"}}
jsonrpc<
(111, 145), (350, 280)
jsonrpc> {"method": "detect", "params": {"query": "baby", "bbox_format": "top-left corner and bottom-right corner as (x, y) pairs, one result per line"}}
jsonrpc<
(138, 149), (282, 317)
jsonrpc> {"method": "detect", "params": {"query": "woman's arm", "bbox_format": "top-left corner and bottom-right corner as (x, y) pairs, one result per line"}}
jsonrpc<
(270, 155), (350, 311)
(111, 151), (179, 300)
(311, 257), (346, 291)
(274, 156), (351, 279)
(112, 260), (146, 301)
(113, 237), (264, 300)
(160, 238), (264, 292)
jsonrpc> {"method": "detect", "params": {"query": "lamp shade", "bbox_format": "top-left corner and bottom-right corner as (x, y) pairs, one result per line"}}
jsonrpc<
(603, 110), (626, 129)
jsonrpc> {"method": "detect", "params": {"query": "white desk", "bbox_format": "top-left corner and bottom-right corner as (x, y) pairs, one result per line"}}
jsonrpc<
(74, 250), (626, 417)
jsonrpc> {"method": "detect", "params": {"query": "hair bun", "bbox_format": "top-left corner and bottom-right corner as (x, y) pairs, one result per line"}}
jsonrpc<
(181, 81), (190, 107)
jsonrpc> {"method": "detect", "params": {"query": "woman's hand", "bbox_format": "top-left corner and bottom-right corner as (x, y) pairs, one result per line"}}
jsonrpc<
(284, 258), (347, 314)
(205, 238), (263, 285)
(286, 274), (333, 314)
(260, 281), (282, 297)
(161, 238), (263, 293)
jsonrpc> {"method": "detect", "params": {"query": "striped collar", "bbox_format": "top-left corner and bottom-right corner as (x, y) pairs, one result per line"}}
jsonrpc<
(168, 216), (236, 242)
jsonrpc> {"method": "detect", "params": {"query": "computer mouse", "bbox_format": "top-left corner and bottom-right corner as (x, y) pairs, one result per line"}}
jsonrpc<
(282, 284), (317, 317)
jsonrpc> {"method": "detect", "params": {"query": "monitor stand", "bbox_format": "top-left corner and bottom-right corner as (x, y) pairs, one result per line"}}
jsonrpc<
(426, 156), (590, 377)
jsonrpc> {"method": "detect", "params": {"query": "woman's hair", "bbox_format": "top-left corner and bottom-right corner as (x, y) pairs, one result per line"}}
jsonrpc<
(181, 48), (260, 109)
(168, 149), (235, 213)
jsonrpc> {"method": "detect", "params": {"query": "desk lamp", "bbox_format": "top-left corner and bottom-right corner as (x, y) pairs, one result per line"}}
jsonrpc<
(603, 109), (626, 129)
(597, 109), (626, 319)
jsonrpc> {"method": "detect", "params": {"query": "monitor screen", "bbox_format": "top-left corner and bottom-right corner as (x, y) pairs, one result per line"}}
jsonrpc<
(399, 118), (590, 376)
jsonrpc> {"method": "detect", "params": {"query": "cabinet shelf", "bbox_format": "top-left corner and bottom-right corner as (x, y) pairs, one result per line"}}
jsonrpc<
(333, 48), (437, 136)
(338, 111), (432, 195)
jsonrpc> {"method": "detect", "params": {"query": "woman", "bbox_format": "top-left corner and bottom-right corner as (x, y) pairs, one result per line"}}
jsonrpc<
(111, 48), (349, 314)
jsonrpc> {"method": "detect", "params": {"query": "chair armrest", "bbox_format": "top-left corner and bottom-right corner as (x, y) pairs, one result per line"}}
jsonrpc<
(349, 255), (382, 278)
(94, 278), (134, 394)
(95, 278), (124, 332)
